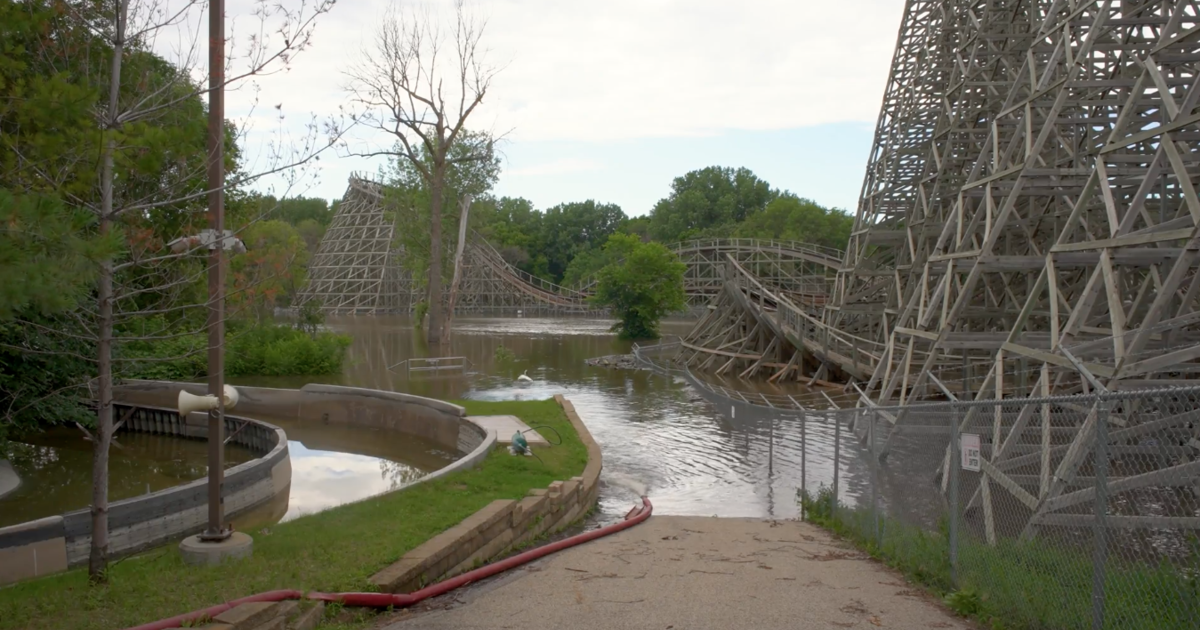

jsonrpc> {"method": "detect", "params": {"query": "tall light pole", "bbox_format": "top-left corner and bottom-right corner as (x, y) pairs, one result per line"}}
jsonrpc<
(177, 0), (254, 565)
(202, 0), (229, 543)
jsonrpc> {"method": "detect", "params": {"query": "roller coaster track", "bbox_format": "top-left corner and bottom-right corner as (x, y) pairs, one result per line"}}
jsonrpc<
(572, 238), (843, 308)
(298, 184), (847, 316)
(460, 236), (844, 314)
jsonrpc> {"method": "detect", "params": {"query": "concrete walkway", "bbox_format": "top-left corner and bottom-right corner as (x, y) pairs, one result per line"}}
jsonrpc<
(383, 516), (971, 630)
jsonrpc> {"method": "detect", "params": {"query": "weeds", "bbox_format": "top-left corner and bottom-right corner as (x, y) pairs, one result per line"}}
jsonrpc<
(798, 485), (1199, 630)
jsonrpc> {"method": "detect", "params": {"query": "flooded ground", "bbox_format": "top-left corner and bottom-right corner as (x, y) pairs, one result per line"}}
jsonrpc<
(2, 315), (909, 531)
(241, 315), (887, 524)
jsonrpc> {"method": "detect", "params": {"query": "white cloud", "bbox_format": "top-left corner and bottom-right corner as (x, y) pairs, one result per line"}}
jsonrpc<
(227, 0), (901, 145)
(149, 0), (903, 199)
(505, 157), (603, 177)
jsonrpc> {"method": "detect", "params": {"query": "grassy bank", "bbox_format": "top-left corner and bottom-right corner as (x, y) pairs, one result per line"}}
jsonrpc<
(799, 486), (1199, 630)
(0, 399), (587, 630)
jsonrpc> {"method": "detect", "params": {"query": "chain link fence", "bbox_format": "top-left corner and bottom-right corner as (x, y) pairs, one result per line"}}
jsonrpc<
(632, 342), (1200, 630)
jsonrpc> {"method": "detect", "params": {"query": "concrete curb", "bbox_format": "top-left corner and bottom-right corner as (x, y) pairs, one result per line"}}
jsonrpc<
(405, 418), (497, 489)
(369, 395), (602, 593)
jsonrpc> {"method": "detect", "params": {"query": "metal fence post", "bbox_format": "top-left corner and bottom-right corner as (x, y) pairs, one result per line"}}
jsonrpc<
(870, 408), (879, 546)
(1092, 397), (1110, 630)
(833, 410), (841, 524)
(768, 411), (775, 479)
(800, 408), (807, 521)
(949, 402), (960, 586)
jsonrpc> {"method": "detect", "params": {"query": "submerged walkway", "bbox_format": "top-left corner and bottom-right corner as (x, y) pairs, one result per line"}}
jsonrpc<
(384, 516), (970, 630)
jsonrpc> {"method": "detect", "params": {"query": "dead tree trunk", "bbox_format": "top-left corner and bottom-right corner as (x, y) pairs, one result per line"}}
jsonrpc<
(443, 194), (473, 340)
(426, 170), (445, 345)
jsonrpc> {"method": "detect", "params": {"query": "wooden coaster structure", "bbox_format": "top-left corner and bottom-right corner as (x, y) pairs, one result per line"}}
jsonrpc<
(573, 239), (842, 311)
(296, 177), (600, 316)
(298, 179), (844, 317)
(295, 177), (414, 314)
(674, 0), (1200, 547)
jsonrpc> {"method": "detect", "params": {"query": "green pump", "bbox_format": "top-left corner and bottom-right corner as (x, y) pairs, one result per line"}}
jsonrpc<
(511, 430), (530, 456)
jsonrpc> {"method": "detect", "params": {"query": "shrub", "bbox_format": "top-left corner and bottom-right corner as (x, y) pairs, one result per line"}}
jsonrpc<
(119, 321), (350, 379)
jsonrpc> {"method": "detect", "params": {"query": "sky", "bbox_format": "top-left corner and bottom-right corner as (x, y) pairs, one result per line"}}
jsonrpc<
(208, 0), (904, 217)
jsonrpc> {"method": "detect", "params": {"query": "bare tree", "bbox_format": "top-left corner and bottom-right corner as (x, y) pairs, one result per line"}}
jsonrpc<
(2, 0), (344, 582)
(344, 0), (498, 345)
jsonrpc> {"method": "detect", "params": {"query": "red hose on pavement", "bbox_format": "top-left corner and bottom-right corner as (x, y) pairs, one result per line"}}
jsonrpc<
(125, 497), (652, 630)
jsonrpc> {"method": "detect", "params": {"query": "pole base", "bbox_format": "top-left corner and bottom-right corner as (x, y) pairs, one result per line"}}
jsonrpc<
(179, 531), (253, 566)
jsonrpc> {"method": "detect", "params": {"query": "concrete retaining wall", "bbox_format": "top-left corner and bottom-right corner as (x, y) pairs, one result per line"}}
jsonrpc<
(112, 381), (473, 454)
(0, 380), (496, 587)
(370, 395), (602, 593)
(0, 405), (289, 585)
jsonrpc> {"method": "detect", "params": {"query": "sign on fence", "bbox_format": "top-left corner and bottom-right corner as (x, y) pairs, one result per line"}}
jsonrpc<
(961, 433), (981, 472)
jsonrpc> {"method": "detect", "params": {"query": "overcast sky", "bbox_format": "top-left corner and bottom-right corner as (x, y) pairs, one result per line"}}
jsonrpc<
(219, 0), (904, 216)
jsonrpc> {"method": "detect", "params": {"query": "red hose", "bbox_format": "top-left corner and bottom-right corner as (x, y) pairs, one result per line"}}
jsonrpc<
(124, 590), (303, 630)
(126, 497), (652, 630)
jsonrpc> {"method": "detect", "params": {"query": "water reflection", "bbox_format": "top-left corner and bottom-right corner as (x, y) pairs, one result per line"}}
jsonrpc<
(242, 413), (457, 522)
(1, 409), (457, 528)
(2, 314), (897, 532)
(249, 315), (884, 524)
(281, 442), (428, 521)
(0, 429), (257, 527)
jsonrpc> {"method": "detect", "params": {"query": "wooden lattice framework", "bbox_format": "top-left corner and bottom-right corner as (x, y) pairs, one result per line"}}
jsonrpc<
(832, 0), (1200, 402)
(296, 176), (600, 316)
(675, 0), (1200, 545)
(295, 177), (412, 314)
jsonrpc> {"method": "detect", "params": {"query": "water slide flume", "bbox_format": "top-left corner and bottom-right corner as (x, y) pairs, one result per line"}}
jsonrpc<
(125, 496), (653, 630)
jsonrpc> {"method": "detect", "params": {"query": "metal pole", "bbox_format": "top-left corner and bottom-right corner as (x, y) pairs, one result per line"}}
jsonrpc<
(1092, 398), (1110, 630)
(870, 408), (879, 545)
(949, 403), (960, 586)
(833, 410), (841, 524)
(768, 412), (774, 478)
(203, 0), (229, 541)
(962, 351), (969, 399)
(800, 408), (807, 521)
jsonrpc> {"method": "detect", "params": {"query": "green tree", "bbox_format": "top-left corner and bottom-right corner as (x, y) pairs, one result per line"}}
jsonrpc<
(263, 196), (333, 226)
(648, 166), (777, 242)
(590, 234), (686, 340)
(537, 200), (626, 282)
(561, 228), (640, 288)
(1, 0), (335, 581)
(733, 193), (854, 250)
(295, 218), (326, 255)
(474, 196), (545, 274)
(229, 220), (310, 322)
(619, 215), (652, 241)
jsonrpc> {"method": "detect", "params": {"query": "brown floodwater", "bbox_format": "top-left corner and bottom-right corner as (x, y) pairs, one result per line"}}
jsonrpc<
(235, 315), (881, 524)
(0, 429), (258, 528)
(1, 314), (884, 533)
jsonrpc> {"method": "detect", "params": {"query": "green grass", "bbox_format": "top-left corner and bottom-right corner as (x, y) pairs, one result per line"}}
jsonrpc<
(799, 486), (1200, 630)
(0, 398), (587, 630)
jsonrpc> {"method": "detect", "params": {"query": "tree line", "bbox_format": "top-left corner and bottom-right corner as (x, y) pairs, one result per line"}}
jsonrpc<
(362, 161), (852, 339)
(381, 162), (854, 289)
